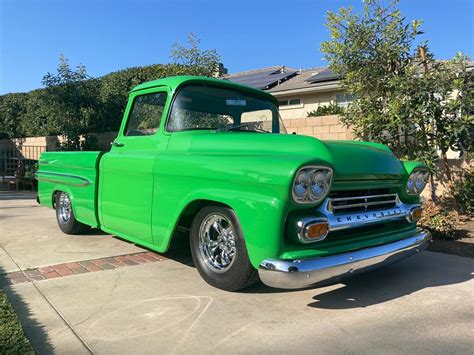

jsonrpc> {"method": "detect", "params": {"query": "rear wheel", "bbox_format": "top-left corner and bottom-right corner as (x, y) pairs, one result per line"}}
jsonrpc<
(55, 192), (89, 234)
(190, 206), (259, 291)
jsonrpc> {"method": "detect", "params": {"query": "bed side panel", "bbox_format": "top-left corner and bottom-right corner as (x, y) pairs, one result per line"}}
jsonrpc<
(37, 151), (102, 227)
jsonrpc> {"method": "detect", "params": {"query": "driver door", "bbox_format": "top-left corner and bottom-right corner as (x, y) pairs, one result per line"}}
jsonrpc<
(99, 88), (169, 245)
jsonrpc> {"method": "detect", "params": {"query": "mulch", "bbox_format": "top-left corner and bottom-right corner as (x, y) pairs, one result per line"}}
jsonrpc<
(427, 218), (474, 258)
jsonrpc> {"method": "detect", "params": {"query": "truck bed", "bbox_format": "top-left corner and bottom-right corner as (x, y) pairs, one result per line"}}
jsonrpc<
(37, 151), (104, 227)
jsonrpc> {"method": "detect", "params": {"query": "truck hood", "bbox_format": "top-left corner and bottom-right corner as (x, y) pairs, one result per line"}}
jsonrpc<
(169, 132), (405, 180)
(322, 140), (404, 180)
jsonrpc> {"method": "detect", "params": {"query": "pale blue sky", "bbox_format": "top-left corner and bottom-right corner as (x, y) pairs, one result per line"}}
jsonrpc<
(1, 0), (473, 94)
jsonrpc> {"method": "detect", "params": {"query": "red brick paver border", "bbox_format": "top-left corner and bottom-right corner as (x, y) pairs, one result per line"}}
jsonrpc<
(1, 252), (167, 286)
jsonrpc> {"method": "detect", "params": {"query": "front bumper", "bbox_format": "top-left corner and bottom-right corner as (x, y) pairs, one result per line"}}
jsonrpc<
(258, 229), (431, 289)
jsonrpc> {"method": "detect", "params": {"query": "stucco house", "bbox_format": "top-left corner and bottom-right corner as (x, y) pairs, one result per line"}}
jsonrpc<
(226, 62), (473, 142)
(226, 63), (473, 200)
(225, 66), (354, 140)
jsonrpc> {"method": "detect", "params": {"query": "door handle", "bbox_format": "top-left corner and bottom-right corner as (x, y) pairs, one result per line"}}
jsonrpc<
(112, 141), (125, 147)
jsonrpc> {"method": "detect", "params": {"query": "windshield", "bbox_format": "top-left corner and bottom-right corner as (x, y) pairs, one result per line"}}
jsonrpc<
(167, 84), (286, 133)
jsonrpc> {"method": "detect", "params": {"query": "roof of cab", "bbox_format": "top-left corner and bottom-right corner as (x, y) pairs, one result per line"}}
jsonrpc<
(130, 75), (277, 104)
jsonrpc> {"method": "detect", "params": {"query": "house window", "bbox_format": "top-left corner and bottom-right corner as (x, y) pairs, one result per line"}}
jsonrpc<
(278, 98), (301, 107)
(336, 93), (354, 107)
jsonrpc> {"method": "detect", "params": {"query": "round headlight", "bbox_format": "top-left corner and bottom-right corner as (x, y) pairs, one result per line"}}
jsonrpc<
(293, 166), (333, 204)
(406, 170), (429, 195)
(311, 170), (331, 199)
(294, 171), (310, 198)
(415, 173), (425, 191)
(407, 175), (415, 192)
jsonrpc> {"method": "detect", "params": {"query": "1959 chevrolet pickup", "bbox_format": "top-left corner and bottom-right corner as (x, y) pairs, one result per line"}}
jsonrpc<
(37, 76), (431, 291)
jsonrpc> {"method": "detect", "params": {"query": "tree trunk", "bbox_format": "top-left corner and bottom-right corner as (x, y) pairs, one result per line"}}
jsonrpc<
(441, 150), (460, 223)
(430, 174), (436, 202)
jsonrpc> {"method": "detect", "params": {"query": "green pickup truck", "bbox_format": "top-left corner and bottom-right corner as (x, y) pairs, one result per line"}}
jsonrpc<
(37, 76), (431, 291)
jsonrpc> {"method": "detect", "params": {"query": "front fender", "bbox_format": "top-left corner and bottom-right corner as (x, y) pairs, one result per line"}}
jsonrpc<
(152, 186), (289, 268)
(150, 153), (304, 267)
(399, 161), (430, 202)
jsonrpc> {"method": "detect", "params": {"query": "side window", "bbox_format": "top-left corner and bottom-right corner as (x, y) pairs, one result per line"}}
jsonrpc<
(125, 92), (167, 136)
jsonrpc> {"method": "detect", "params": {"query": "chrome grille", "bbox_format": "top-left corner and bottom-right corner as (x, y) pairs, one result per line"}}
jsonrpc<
(328, 190), (399, 214)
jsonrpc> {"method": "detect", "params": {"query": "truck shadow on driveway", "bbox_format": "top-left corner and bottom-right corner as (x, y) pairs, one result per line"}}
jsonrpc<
(306, 252), (473, 309)
(142, 229), (474, 304)
(161, 235), (473, 307)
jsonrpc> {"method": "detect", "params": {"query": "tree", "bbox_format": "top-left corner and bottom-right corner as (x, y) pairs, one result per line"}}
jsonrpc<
(40, 55), (102, 150)
(171, 33), (222, 77)
(99, 35), (222, 130)
(42, 54), (89, 86)
(22, 88), (60, 137)
(321, 0), (472, 202)
(0, 38), (222, 147)
(0, 93), (28, 138)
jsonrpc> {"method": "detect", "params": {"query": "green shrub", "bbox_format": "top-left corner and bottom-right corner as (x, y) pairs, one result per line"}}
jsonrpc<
(0, 35), (220, 145)
(451, 169), (473, 216)
(23, 163), (38, 180)
(0, 131), (10, 139)
(307, 102), (345, 117)
(419, 202), (458, 239)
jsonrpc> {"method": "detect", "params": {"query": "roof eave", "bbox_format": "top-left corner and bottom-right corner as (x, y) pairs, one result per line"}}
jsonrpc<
(269, 81), (342, 97)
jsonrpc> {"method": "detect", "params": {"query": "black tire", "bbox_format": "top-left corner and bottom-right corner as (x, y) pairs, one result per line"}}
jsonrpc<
(55, 191), (89, 235)
(190, 206), (259, 291)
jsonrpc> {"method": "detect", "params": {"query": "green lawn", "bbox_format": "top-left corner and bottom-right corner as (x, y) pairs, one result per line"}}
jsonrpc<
(0, 290), (33, 354)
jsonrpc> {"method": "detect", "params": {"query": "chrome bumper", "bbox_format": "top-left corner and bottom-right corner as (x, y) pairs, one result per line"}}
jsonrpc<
(258, 230), (431, 289)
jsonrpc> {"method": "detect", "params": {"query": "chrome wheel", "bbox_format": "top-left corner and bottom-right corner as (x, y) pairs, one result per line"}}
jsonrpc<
(58, 193), (72, 223)
(198, 213), (237, 273)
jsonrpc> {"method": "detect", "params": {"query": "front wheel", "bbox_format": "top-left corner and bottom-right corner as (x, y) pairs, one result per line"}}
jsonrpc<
(190, 206), (259, 291)
(55, 192), (89, 234)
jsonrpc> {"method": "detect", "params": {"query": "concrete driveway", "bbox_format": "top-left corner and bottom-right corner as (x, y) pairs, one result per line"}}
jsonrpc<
(1, 189), (473, 354)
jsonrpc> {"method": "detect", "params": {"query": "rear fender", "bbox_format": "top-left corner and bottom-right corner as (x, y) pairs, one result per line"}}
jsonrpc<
(37, 152), (102, 228)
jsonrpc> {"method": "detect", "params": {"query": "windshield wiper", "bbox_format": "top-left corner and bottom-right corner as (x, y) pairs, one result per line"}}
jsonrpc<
(214, 123), (269, 133)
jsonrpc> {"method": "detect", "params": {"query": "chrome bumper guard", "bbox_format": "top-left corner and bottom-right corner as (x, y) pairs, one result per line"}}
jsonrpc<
(258, 230), (431, 289)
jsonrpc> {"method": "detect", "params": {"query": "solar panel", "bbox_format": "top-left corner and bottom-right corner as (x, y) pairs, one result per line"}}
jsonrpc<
(305, 69), (341, 83)
(228, 68), (277, 82)
(227, 68), (297, 89)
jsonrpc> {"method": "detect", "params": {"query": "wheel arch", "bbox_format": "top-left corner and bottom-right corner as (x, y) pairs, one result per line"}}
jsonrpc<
(164, 198), (235, 253)
(52, 188), (74, 209)
(52, 189), (62, 209)
(174, 199), (232, 231)
(153, 189), (286, 268)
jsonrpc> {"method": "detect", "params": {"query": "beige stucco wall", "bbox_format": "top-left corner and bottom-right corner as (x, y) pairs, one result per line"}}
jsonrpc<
(282, 115), (354, 140)
(0, 137), (53, 160)
(0, 131), (118, 159)
(276, 90), (354, 140)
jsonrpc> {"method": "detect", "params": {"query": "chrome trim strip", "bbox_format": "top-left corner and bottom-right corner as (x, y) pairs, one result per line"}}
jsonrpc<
(258, 230), (431, 289)
(36, 171), (92, 187)
(331, 199), (398, 210)
(328, 193), (399, 212)
(329, 193), (398, 202)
